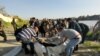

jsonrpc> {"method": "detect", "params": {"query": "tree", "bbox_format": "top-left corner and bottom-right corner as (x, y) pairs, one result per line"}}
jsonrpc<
(0, 5), (9, 16)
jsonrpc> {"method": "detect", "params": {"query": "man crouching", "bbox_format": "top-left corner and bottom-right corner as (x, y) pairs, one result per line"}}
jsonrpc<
(16, 26), (38, 56)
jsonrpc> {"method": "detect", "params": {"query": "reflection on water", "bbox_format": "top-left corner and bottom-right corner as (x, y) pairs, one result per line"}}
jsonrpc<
(79, 20), (98, 28)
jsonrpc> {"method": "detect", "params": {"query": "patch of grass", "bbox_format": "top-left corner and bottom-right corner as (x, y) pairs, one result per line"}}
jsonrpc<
(83, 41), (100, 51)
(15, 18), (28, 28)
(87, 32), (93, 37)
(87, 31), (93, 36)
(4, 22), (12, 27)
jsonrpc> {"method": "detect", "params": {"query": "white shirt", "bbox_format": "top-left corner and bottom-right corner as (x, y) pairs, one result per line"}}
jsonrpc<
(59, 29), (81, 39)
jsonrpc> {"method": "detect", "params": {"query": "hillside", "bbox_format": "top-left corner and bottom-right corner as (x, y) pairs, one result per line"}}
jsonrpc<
(0, 13), (13, 22)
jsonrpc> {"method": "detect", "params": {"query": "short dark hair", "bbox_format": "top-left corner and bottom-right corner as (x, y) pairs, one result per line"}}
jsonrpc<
(57, 26), (63, 30)
(66, 18), (72, 21)
(31, 17), (35, 19)
(22, 24), (27, 28)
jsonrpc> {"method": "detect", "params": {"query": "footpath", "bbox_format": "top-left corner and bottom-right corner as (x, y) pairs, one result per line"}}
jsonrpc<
(0, 33), (21, 56)
(17, 41), (100, 56)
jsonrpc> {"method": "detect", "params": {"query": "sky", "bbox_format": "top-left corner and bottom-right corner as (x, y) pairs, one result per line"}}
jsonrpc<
(0, 0), (100, 19)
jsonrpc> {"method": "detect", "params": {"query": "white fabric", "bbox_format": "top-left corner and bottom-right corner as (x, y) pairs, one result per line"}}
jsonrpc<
(34, 42), (46, 56)
(59, 29), (81, 39)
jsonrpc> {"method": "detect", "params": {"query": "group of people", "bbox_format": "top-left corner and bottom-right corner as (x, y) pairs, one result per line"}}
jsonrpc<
(1, 17), (100, 56)
(12, 17), (91, 56)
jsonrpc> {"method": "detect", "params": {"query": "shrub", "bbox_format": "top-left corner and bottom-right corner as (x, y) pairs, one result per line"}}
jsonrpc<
(16, 19), (28, 28)
(86, 31), (94, 40)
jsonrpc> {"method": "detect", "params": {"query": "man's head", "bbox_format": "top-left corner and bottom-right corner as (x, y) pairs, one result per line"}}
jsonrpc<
(30, 17), (36, 22)
(57, 27), (63, 32)
(31, 26), (39, 33)
(66, 18), (72, 22)
(22, 24), (27, 29)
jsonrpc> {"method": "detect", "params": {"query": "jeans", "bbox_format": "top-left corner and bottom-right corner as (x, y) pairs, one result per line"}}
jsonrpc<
(34, 42), (46, 56)
(65, 38), (81, 56)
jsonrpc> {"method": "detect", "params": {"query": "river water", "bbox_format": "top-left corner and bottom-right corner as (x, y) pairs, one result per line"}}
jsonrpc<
(79, 20), (98, 28)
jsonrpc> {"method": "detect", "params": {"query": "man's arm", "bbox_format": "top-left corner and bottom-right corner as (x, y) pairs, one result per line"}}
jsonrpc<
(58, 36), (67, 45)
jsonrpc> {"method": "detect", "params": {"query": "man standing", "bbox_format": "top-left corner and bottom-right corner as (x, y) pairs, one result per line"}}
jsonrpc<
(11, 18), (18, 32)
(0, 20), (7, 42)
(66, 18), (82, 51)
(76, 19), (89, 43)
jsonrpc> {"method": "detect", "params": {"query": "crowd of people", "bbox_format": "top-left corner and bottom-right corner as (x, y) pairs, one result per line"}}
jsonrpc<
(13, 17), (90, 56)
(0, 17), (100, 56)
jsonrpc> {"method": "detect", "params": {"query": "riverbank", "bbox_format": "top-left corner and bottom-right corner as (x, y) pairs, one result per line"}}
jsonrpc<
(16, 41), (100, 56)
(0, 35), (21, 55)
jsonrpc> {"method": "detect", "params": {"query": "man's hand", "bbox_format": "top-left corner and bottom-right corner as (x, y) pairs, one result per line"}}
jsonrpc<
(38, 38), (47, 43)
(32, 37), (36, 42)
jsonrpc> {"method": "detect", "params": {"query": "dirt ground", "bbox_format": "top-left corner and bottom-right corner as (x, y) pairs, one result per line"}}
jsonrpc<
(17, 41), (100, 56)
(0, 27), (100, 56)
(0, 27), (21, 56)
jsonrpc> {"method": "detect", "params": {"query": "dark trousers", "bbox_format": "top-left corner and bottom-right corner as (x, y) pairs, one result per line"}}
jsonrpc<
(73, 45), (78, 52)
(81, 33), (86, 43)
(12, 24), (17, 32)
(22, 42), (35, 55)
(41, 33), (46, 37)
(0, 30), (7, 41)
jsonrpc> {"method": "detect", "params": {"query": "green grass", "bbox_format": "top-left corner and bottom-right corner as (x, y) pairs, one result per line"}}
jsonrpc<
(87, 31), (93, 37)
(83, 41), (100, 51)
(87, 31), (93, 36)
(86, 31), (100, 40)
(3, 18), (28, 28)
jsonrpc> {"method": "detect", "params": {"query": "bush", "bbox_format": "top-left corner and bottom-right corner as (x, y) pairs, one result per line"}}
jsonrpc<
(86, 31), (94, 40)
(16, 19), (28, 28)
(2, 18), (28, 29)
(87, 32), (93, 37)
(4, 22), (11, 27)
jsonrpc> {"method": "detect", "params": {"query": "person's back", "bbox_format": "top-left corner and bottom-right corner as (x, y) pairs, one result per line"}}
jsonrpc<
(59, 29), (81, 39)
(78, 23), (89, 43)
(17, 26), (38, 55)
(14, 24), (27, 41)
(67, 18), (82, 34)
(18, 27), (37, 43)
(67, 18), (82, 51)
(78, 23), (89, 34)
(70, 21), (82, 33)
(57, 28), (82, 56)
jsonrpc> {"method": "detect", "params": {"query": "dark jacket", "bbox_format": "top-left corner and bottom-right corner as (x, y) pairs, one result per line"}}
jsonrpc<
(68, 20), (82, 34)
